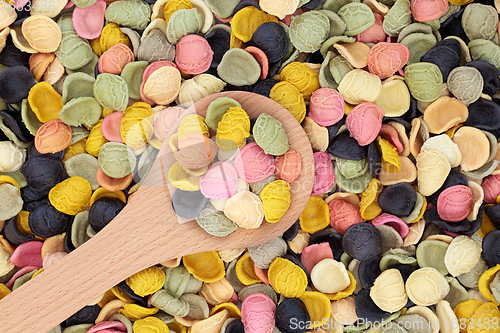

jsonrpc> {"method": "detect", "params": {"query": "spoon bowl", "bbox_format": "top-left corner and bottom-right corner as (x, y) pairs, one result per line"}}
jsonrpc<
(0, 91), (314, 332)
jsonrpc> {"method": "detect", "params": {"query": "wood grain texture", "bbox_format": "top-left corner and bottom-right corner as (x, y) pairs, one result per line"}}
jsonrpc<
(0, 92), (314, 332)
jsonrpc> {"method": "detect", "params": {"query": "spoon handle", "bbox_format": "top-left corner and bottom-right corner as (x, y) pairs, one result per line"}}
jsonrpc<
(0, 183), (179, 333)
(0, 228), (141, 332)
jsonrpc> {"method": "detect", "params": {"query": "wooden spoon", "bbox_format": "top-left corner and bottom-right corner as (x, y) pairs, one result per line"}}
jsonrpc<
(0, 91), (314, 332)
